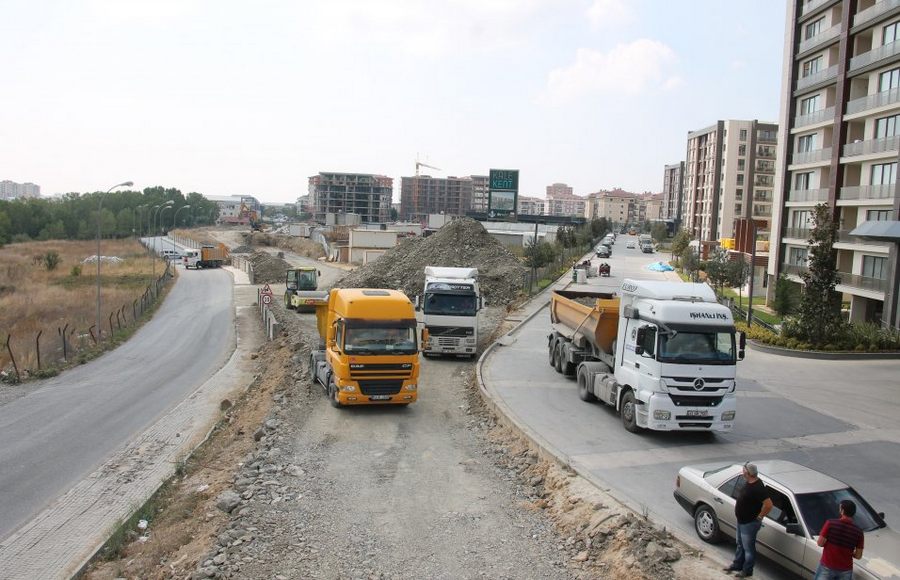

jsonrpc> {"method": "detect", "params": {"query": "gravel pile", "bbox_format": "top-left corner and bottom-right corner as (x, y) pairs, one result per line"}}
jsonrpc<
(335, 218), (526, 304)
(249, 251), (290, 284)
(231, 245), (253, 254)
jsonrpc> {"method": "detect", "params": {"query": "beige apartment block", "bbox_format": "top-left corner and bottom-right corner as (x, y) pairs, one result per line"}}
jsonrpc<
(770, 0), (900, 329)
(309, 172), (392, 224)
(517, 195), (546, 216)
(400, 175), (473, 221)
(545, 185), (586, 217)
(469, 175), (490, 212)
(662, 162), (684, 224)
(682, 120), (778, 247)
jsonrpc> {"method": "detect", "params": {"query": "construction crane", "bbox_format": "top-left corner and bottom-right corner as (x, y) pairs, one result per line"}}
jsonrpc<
(412, 157), (441, 223)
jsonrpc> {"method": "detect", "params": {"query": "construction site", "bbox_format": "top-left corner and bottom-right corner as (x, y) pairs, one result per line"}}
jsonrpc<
(308, 172), (393, 224)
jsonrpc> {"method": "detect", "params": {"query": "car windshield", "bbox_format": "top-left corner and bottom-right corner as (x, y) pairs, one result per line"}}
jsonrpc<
(423, 293), (477, 316)
(796, 488), (884, 536)
(344, 327), (417, 355)
(658, 331), (735, 364)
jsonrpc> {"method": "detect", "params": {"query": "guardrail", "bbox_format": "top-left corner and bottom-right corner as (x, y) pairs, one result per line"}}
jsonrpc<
(257, 288), (280, 341)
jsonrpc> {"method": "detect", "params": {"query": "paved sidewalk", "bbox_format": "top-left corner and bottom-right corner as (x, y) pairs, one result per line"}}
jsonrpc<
(0, 280), (262, 579)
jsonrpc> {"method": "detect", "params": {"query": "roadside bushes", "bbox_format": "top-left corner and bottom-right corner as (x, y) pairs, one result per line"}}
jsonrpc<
(738, 320), (900, 352)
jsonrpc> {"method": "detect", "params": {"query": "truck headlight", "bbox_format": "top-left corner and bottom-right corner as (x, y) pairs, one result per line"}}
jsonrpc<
(654, 410), (671, 420)
(341, 385), (357, 392)
(465, 338), (476, 344)
(721, 411), (735, 421)
(405, 384), (417, 391)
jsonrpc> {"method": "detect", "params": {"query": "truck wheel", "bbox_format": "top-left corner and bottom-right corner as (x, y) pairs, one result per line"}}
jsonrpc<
(562, 358), (576, 377)
(621, 390), (643, 433)
(553, 344), (564, 374)
(694, 504), (722, 543)
(577, 368), (597, 402)
(547, 338), (556, 367)
(327, 381), (342, 408)
(308, 356), (317, 385)
(284, 293), (292, 310)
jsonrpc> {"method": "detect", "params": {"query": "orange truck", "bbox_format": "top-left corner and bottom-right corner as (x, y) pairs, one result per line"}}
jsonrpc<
(183, 243), (228, 269)
(308, 289), (426, 407)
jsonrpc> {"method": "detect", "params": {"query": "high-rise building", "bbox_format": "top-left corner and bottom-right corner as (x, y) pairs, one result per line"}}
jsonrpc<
(546, 182), (574, 197)
(469, 175), (490, 212)
(662, 163), (684, 223)
(309, 172), (392, 223)
(0, 180), (40, 199)
(400, 175), (473, 221)
(770, 0), (900, 328)
(682, 120), (778, 247)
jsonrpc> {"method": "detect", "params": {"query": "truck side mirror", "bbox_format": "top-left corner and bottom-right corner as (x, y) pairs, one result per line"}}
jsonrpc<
(634, 327), (646, 356)
(420, 328), (429, 349)
(414, 296), (420, 310)
(738, 331), (746, 361)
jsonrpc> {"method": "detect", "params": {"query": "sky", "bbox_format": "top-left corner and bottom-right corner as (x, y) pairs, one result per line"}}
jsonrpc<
(1, 0), (788, 204)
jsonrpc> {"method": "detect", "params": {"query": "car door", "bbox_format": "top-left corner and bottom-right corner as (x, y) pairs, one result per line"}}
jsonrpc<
(713, 474), (742, 536)
(756, 484), (809, 577)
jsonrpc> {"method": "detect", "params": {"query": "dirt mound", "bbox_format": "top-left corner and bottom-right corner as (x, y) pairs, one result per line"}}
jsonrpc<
(231, 245), (253, 254)
(249, 251), (290, 284)
(335, 218), (526, 305)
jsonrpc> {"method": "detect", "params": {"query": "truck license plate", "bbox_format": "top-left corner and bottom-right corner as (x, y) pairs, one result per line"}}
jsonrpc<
(369, 395), (392, 401)
(687, 410), (708, 417)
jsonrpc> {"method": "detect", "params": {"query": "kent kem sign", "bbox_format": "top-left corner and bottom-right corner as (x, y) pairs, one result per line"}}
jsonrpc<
(488, 169), (519, 219)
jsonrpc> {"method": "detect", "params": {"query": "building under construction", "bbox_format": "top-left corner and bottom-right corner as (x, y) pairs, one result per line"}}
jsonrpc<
(309, 172), (392, 224)
(400, 176), (473, 222)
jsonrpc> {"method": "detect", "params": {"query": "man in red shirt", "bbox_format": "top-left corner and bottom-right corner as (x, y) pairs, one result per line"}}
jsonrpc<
(815, 499), (865, 580)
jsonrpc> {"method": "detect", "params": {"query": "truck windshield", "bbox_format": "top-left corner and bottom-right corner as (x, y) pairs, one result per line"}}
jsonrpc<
(658, 331), (735, 364)
(423, 293), (477, 316)
(344, 327), (417, 355)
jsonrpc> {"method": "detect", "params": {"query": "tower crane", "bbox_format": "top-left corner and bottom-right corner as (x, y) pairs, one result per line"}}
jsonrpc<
(411, 157), (442, 223)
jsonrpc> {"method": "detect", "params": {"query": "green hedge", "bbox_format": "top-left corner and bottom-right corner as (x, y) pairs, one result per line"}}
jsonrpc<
(737, 321), (900, 352)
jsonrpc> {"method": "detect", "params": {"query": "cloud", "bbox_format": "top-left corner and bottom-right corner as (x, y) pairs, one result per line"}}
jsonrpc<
(540, 39), (680, 105)
(586, 0), (634, 29)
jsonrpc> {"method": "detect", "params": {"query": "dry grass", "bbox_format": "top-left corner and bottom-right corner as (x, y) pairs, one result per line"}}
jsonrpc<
(0, 239), (166, 376)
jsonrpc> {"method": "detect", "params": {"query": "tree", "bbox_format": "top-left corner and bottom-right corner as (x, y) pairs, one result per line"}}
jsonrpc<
(650, 222), (668, 243)
(728, 257), (752, 309)
(773, 274), (800, 316)
(796, 203), (843, 345)
(681, 248), (701, 281)
(525, 237), (557, 268)
(670, 229), (691, 266)
(705, 248), (732, 297)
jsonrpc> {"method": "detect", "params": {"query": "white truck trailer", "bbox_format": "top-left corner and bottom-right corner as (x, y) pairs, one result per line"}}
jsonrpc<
(416, 267), (482, 358)
(548, 279), (744, 433)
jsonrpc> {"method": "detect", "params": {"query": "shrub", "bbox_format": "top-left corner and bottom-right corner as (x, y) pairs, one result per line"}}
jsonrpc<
(70, 265), (82, 277)
(43, 251), (62, 271)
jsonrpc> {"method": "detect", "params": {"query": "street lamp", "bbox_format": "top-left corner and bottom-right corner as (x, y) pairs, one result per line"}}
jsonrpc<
(133, 204), (146, 238)
(97, 181), (134, 341)
(172, 205), (190, 261)
(152, 202), (174, 279)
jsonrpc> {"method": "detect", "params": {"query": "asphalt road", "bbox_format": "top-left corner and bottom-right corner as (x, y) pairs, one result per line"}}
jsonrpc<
(0, 237), (235, 541)
(483, 234), (900, 577)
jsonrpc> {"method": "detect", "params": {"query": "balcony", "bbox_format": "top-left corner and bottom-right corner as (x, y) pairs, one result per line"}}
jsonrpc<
(849, 40), (900, 72)
(782, 227), (811, 239)
(798, 25), (841, 54)
(846, 87), (900, 115)
(837, 229), (890, 245)
(756, 147), (777, 159)
(801, 0), (831, 16)
(787, 188), (830, 202)
(791, 147), (833, 164)
(757, 134), (778, 144)
(796, 64), (839, 91)
(782, 263), (808, 277)
(854, 0), (900, 27)
(794, 106), (836, 128)
(781, 263), (888, 294)
(755, 176), (776, 187)
(753, 207), (773, 217)
(838, 184), (896, 200)
(756, 161), (777, 173)
(841, 135), (900, 157)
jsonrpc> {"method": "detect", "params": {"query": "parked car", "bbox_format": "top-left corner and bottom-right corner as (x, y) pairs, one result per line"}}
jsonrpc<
(596, 245), (611, 258)
(674, 460), (899, 579)
(626, 241), (636, 249)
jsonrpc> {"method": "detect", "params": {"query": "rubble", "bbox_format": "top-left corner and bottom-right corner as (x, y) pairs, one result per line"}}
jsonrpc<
(248, 251), (291, 284)
(335, 218), (527, 304)
(231, 245), (254, 254)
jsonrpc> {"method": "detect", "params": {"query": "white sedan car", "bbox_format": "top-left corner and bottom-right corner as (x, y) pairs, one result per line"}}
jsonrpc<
(626, 241), (636, 249)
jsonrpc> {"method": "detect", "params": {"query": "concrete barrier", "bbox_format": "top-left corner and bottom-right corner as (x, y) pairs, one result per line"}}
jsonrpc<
(233, 255), (255, 284)
(257, 288), (280, 340)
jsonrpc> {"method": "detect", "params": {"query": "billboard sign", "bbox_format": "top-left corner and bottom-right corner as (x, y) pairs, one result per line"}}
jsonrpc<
(488, 169), (519, 218)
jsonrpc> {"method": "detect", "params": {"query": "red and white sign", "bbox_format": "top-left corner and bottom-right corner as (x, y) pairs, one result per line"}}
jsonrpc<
(261, 283), (273, 296)
(262, 294), (272, 305)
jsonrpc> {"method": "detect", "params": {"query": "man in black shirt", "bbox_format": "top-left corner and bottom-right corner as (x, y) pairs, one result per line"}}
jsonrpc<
(724, 462), (773, 577)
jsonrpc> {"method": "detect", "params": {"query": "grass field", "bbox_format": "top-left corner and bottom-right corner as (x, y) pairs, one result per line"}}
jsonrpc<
(0, 239), (165, 377)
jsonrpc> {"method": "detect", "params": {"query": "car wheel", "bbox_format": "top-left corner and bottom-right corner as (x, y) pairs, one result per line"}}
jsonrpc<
(694, 504), (722, 543)
(577, 367), (596, 402)
(621, 390), (643, 433)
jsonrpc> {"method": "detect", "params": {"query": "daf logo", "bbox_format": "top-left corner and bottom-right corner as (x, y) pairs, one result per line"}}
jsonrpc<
(693, 378), (706, 391)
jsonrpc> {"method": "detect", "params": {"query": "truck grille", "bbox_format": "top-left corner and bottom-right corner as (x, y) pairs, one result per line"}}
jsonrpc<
(358, 380), (403, 396)
(436, 337), (463, 347)
(669, 395), (724, 407)
(427, 326), (473, 337)
(350, 363), (412, 380)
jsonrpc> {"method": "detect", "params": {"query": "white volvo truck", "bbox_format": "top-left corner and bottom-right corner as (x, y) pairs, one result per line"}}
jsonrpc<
(548, 279), (744, 433)
(416, 267), (482, 358)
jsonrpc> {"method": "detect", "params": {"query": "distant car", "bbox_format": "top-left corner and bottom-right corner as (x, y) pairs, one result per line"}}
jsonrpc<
(674, 460), (898, 579)
(641, 244), (654, 253)
(596, 245), (611, 258)
(626, 241), (637, 249)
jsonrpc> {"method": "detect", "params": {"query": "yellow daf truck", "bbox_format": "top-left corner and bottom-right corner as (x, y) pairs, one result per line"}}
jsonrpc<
(308, 289), (424, 407)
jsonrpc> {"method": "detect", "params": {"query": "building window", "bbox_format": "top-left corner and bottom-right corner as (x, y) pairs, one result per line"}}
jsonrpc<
(789, 247), (808, 265)
(736, 173), (744, 185)
(871, 162), (897, 185)
(800, 94), (821, 115)
(738, 159), (745, 170)
(867, 209), (892, 221)
(862, 256), (887, 279)
(736, 188), (743, 200)
(791, 210), (811, 227)
(884, 21), (900, 45)
(802, 55), (823, 77)
(735, 204), (743, 213)
(805, 17), (823, 40)
(738, 144), (747, 156)
(879, 67), (900, 91)
(875, 114), (900, 138)
(739, 129), (748, 141)
(794, 172), (813, 190)
(797, 134), (817, 152)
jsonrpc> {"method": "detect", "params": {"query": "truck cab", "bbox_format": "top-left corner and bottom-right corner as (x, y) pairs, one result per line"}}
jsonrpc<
(417, 267), (481, 358)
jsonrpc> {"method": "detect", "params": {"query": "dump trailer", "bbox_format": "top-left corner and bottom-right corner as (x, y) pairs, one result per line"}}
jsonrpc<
(548, 279), (744, 433)
(309, 289), (425, 407)
(183, 243), (228, 269)
(284, 267), (326, 312)
(417, 266), (482, 357)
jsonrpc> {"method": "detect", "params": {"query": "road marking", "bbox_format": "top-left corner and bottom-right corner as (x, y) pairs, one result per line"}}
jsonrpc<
(570, 428), (900, 471)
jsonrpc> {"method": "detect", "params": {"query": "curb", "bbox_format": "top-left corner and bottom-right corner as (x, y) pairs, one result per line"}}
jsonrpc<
(475, 263), (733, 572)
(748, 340), (900, 360)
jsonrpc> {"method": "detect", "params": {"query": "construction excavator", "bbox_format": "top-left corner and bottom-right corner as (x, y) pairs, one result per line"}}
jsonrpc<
(239, 196), (263, 231)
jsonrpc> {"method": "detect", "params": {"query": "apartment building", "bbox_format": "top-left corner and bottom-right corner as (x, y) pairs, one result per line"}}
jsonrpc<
(546, 182), (574, 197)
(517, 195), (546, 216)
(770, 0), (900, 328)
(399, 175), (473, 221)
(309, 172), (392, 224)
(0, 180), (40, 199)
(662, 163), (684, 223)
(645, 193), (664, 222)
(587, 190), (639, 224)
(545, 186), (586, 217)
(682, 120), (779, 247)
(469, 175), (490, 212)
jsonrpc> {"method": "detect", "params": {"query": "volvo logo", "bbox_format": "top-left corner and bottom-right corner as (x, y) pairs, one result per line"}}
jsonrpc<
(693, 378), (706, 391)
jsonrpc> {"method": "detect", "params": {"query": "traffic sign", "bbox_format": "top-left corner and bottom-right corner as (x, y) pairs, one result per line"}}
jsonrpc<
(262, 294), (272, 305)
(261, 283), (273, 295)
